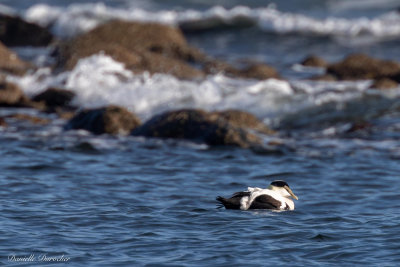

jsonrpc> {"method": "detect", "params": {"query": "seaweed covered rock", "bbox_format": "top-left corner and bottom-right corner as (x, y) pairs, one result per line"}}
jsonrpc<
(212, 110), (275, 135)
(204, 60), (280, 80)
(234, 63), (280, 80)
(327, 54), (400, 80)
(56, 20), (281, 80)
(0, 14), (54, 47)
(32, 88), (76, 109)
(0, 42), (29, 75)
(132, 109), (269, 148)
(370, 78), (398, 90)
(301, 55), (327, 68)
(65, 105), (141, 135)
(57, 20), (205, 79)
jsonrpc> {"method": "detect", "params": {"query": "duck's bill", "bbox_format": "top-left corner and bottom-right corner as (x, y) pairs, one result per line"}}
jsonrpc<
(285, 186), (299, 200)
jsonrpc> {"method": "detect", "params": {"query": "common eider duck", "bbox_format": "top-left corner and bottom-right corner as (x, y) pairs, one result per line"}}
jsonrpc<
(216, 180), (298, 211)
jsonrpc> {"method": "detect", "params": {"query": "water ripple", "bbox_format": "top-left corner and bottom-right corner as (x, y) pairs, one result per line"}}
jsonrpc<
(1, 132), (400, 266)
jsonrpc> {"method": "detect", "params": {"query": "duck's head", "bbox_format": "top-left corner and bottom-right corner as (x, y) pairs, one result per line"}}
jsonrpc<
(268, 180), (298, 200)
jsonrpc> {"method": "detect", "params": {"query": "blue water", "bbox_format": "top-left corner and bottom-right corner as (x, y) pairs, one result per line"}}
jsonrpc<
(1, 0), (400, 266)
(0, 128), (399, 266)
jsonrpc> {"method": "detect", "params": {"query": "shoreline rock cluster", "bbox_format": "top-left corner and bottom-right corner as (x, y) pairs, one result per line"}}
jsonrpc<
(65, 107), (271, 148)
(1, 13), (399, 148)
(55, 20), (280, 80)
(301, 54), (400, 89)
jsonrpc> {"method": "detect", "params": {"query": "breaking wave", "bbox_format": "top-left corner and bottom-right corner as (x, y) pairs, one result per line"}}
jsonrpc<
(8, 54), (400, 129)
(23, 3), (400, 40)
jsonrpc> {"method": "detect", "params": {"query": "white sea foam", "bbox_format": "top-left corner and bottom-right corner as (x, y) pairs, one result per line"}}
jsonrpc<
(24, 4), (400, 40)
(25, 3), (180, 37)
(10, 54), (295, 121)
(10, 53), (394, 129)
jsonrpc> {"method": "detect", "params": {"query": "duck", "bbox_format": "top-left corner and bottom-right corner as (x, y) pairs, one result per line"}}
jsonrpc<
(216, 180), (298, 211)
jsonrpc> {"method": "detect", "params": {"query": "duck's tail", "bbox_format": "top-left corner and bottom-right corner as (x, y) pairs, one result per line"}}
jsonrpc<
(216, 196), (241, 210)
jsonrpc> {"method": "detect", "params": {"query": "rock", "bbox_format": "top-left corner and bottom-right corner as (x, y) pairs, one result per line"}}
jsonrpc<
(0, 41), (29, 75)
(56, 110), (76, 120)
(345, 121), (373, 133)
(212, 110), (275, 135)
(203, 60), (235, 75)
(301, 55), (327, 68)
(59, 43), (142, 70)
(390, 72), (400, 83)
(80, 20), (202, 61)
(7, 114), (50, 125)
(57, 20), (205, 79)
(65, 105), (141, 135)
(57, 20), (281, 80)
(370, 78), (398, 90)
(32, 88), (76, 109)
(235, 63), (281, 80)
(132, 109), (267, 148)
(132, 51), (204, 80)
(0, 117), (6, 127)
(204, 60), (280, 80)
(327, 54), (400, 80)
(0, 14), (54, 47)
(0, 80), (32, 107)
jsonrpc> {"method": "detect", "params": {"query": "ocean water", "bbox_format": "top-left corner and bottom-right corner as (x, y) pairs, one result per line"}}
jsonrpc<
(1, 0), (400, 266)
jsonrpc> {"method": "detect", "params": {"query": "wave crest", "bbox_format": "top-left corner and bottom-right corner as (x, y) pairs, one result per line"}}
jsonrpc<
(24, 4), (400, 40)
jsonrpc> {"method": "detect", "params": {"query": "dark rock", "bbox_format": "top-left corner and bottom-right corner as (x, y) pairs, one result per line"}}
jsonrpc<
(301, 55), (327, 68)
(327, 54), (400, 80)
(0, 14), (54, 47)
(390, 72), (400, 84)
(0, 117), (6, 127)
(391, 71), (400, 83)
(370, 78), (398, 90)
(132, 109), (266, 148)
(0, 41), (29, 75)
(345, 121), (373, 133)
(57, 20), (205, 79)
(32, 88), (76, 108)
(65, 105), (141, 135)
